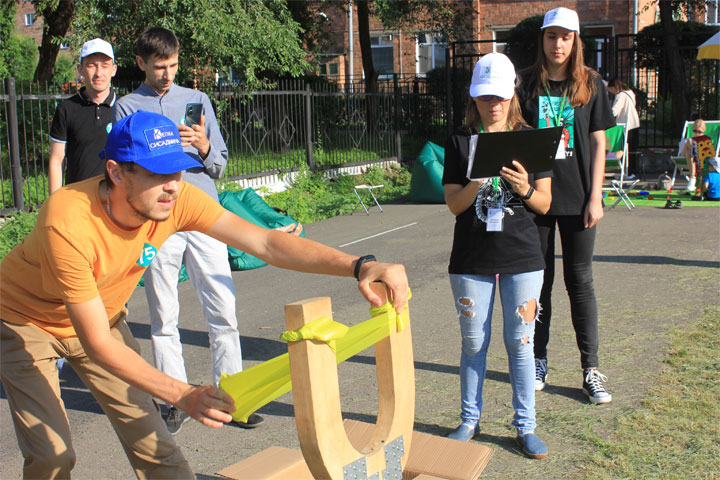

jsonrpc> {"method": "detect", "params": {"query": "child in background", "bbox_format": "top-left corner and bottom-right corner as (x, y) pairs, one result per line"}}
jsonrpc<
(702, 157), (720, 201)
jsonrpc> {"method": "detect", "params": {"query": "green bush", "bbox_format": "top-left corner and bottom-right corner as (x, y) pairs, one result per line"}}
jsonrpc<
(0, 211), (38, 260)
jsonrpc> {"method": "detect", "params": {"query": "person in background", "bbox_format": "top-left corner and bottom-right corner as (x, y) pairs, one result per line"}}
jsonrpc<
(680, 119), (714, 192)
(48, 38), (117, 194)
(517, 7), (616, 404)
(113, 27), (258, 434)
(701, 157), (720, 200)
(442, 53), (552, 459)
(607, 78), (640, 175)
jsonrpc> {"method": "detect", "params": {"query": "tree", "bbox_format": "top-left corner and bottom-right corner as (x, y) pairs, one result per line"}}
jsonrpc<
(32, 0), (76, 84)
(643, 0), (713, 134)
(66, 0), (309, 90)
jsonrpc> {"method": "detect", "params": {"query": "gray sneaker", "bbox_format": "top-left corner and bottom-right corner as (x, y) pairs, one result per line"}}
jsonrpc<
(535, 357), (548, 391)
(165, 407), (191, 435)
(583, 368), (612, 404)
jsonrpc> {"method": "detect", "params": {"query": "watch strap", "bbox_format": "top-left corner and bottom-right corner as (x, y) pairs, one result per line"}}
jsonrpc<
(353, 255), (376, 280)
(523, 185), (535, 200)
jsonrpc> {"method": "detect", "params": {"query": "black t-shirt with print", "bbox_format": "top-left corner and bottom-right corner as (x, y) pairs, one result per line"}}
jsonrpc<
(518, 73), (615, 215)
(442, 129), (551, 275)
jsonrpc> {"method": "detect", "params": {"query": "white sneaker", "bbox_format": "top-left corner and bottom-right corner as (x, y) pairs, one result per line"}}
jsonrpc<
(535, 358), (548, 391)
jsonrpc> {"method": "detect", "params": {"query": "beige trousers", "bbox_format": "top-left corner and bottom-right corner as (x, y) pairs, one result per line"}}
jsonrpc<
(0, 319), (194, 479)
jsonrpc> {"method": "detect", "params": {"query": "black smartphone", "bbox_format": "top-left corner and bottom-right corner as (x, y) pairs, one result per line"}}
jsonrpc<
(184, 103), (203, 127)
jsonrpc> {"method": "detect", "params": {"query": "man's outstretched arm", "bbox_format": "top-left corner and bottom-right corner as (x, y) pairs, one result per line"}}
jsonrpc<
(206, 211), (409, 313)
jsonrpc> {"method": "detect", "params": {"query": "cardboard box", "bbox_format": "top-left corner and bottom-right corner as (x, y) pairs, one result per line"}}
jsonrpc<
(217, 421), (493, 480)
(344, 420), (493, 480)
(216, 446), (313, 480)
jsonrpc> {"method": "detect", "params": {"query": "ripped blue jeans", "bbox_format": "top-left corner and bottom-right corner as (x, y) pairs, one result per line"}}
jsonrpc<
(449, 270), (543, 435)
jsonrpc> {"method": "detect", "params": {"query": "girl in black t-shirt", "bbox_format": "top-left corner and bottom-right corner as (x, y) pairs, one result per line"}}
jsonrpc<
(442, 53), (552, 459)
(516, 7), (615, 405)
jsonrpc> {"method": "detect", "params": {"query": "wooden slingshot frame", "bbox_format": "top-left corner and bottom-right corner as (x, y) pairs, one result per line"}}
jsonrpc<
(284, 282), (415, 480)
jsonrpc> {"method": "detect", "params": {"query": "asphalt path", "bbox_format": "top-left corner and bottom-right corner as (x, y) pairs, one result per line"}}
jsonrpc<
(1, 202), (718, 479)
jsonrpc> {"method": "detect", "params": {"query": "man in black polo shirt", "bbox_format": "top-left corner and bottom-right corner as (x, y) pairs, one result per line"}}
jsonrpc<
(49, 38), (118, 193)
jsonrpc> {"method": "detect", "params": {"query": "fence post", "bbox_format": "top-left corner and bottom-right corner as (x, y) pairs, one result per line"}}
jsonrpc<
(5, 77), (24, 211)
(305, 84), (314, 171)
(445, 46), (452, 139)
(393, 74), (402, 163)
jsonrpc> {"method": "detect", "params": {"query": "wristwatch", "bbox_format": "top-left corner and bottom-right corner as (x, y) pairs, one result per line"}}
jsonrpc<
(353, 255), (377, 280)
(522, 185), (535, 200)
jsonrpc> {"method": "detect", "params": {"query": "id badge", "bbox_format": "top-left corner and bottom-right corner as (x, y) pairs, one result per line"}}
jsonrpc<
(555, 140), (566, 160)
(486, 207), (503, 232)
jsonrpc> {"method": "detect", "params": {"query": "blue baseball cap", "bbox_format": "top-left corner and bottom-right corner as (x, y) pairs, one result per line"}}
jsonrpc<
(100, 110), (198, 174)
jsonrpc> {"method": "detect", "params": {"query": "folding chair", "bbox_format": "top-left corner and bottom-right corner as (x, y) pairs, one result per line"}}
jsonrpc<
(603, 123), (638, 210)
(352, 184), (384, 215)
(671, 120), (720, 187)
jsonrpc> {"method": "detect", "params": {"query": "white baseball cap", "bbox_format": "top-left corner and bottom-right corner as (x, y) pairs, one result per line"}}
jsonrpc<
(542, 7), (580, 33)
(709, 157), (719, 169)
(80, 38), (114, 61)
(469, 53), (516, 99)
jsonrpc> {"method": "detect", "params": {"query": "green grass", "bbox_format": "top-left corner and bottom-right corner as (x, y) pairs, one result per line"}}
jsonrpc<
(605, 190), (720, 207)
(582, 307), (720, 479)
(219, 164), (411, 225)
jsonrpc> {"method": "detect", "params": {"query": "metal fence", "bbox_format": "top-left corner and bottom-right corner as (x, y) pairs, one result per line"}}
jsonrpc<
(0, 76), (446, 213)
(447, 35), (720, 150)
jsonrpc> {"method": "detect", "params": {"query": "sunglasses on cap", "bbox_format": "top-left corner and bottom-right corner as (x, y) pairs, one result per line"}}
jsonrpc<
(476, 95), (509, 102)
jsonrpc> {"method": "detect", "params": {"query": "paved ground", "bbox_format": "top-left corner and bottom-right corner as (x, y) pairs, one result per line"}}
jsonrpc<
(1, 202), (718, 479)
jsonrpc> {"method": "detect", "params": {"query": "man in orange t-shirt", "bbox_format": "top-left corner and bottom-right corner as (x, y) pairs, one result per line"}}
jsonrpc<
(0, 111), (409, 479)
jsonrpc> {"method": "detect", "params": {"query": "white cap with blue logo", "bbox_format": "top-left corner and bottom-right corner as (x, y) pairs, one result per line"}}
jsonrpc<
(542, 7), (580, 33)
(80, 38), (115, 61)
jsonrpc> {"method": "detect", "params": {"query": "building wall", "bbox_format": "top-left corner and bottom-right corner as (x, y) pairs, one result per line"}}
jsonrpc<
(318, 0), (671, 81)
(15, 0), (43, 43)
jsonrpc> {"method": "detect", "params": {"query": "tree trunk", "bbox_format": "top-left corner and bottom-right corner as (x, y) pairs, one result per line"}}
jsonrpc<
(32, 0), (75, 85)
(356, 0), (378, 136)
(658, 0), (690, 137)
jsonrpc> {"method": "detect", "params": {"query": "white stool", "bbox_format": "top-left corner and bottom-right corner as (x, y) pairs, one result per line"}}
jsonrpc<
(352, 184), (384, 215)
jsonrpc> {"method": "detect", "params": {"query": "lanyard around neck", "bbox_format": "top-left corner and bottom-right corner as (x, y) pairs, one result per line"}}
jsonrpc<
(477, 124), (510, 195)
(543, 82), (569, 127)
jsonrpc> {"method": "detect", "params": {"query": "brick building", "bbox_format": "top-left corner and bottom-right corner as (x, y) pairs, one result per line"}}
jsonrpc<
(316, 0), (718, 82)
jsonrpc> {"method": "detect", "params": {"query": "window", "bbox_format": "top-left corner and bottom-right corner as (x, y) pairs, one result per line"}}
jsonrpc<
(60, 42), (69, 50)
(370, 34), (394, 77)
(416, 33), (446, 75)
(492, 29), (511, 54)
(582, 25), (614, 76)
(320, 63), (339, 76)
(706, 0), (719, 24)
(24, 13), (35, 26)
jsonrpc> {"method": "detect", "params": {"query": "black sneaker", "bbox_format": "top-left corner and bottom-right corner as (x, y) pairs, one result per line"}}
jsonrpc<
(164, 407), (191, 435)
(664, 199), (673, 209)
(582, 368), (612, 404)
(535, 357), (548, 391)
(673, 200), (683, 209)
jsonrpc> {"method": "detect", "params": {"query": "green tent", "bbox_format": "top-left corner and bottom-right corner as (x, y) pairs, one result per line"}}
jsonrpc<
(410, 141), (446, 203)
(219, 188), (304, 271)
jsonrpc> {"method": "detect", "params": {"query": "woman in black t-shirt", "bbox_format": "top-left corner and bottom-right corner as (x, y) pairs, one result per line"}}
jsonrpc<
(442, 53), (552, 459)
(516, 7), (615, 404)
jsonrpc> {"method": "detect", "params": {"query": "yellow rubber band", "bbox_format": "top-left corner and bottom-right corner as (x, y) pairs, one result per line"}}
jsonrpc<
(219, 288), (411, 422)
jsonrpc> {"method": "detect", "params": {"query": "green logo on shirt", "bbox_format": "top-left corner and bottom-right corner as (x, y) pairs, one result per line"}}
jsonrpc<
(137, 243), (158, 267)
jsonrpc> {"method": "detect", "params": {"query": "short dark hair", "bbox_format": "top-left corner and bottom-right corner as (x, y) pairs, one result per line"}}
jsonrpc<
(608, 78), (627, 91)
(136, 27), (179, 61)
(105, 161), (136, 187)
